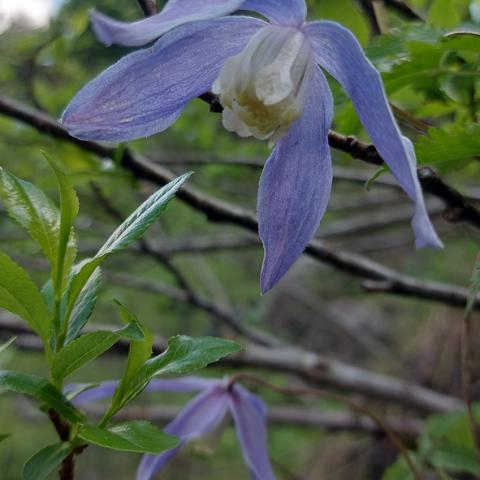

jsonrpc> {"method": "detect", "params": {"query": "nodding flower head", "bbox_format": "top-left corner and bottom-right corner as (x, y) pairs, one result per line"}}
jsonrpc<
(213, 25), (312, 145)
(62, 0), (442, 294)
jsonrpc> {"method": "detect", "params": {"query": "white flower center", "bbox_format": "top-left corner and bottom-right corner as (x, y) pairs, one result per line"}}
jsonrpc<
(212, 26), (312, 145)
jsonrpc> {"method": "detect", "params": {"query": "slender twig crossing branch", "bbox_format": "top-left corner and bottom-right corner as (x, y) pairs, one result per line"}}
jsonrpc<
(0, 96), (479, 311)
(1, 315), (463, 413)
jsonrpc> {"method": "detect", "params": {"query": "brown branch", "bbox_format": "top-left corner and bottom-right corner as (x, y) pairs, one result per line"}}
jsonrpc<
(1, 315), (462, 413)
(136, 0), (157, 16)
(82, 403), (423, 440)
(0, 96), (479, 312)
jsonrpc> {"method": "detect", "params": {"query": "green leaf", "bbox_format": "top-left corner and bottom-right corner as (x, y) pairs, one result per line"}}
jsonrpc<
(23, 443), (72, 480)
(415, 124), (480, 169)
(108, 335), (240, 418)
(428, 0), (460, 27)
(66, 267), (101, 343)
(0, 337), (16, 356)
(365, 165), (388, 191)
(0, 370), (84, 423)
(43, 153), (79, 295)
(107, 303), (153, 419)
(79, 421), (177, 454)
(0, 168), (62, 288)
(64, 173), (192, 328)
(0, 251), (51, 345)
(441, 31), (480, 52)
(417, 408), (480, 475)
(52, 322), (144, 382)
(52, 331), (122, 382)
(0, 433), (11, 443)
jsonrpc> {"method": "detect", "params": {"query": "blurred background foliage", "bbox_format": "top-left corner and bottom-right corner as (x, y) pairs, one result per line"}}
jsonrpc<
(0, 0), (479, 478)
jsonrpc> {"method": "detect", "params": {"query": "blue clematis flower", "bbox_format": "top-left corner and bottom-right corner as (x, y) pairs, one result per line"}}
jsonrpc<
(73, 376), (275, 480)
(62, 0), (442, 293)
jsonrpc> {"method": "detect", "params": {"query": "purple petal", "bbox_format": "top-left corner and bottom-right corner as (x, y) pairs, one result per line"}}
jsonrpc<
(135, 385), (230, 480)
(70, 381), (118, 405)
(146, 377), (222, 393)
(91, 0), (246, 47)
(62, 17), (265, 142)
(304, 21), (443, 249)
(228, 385), (275, 480)
(242, 0), (306, 25)
(258, 66), (334, 293)
(136, 444), (184, 480)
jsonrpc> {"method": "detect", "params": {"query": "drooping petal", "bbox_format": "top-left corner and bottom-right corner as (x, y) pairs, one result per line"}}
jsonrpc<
(241, 0), (307, 26)
(136, 386), (230, 480)
(62, 17), (265, 142)
(136, 444), (184, 480)
(402, 137), (442, 247)
(90, 0), (306, 47)
(91, 0), (246, 47)
(304, 21), (443, 249)
(258, 66), (334, 293)
(228, 385), (275, 480)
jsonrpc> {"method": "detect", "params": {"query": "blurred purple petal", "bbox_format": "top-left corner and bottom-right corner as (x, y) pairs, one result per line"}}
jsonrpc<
(91, 0), (246, 47)
(305, 21), (442, 249)
(71, 381), (118, 405)
(62, 17), (264, 142)
(146, 377), (222, 393)
(258, 67), (334, 293)
(136, 443), (184, 480)
(242, 0), (306, 25)
(228, 385), (275, 480)
(135, 385), (230, 480)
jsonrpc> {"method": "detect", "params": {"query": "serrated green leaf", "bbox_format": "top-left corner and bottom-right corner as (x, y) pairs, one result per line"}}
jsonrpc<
(0, 337), (16, 356)
(66, 267), (101, 343)
(43, 153), (79, 295)
(415, 124), (480, 168)
(0, 370), (84, 422)
(0, 169), (62, 288)
(106, 336), (240, 419)
(79, 421), (177, 454)
(0, 251), (51, 346)
(63, 173), (192, 330)
(23, 443), (72, 480)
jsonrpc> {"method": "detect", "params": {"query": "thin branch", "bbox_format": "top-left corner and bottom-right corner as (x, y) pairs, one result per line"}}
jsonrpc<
(136, 0), (157, 16)
(1, 97), (479, 312)
(82, 403), (423, 439)
(228, 373), (422, 479)
(1, 315), (463, 413)
(462, 308), (480, 473)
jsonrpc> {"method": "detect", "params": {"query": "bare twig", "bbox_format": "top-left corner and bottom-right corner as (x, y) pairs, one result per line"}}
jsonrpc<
(136, 0), (157, 16)
(82, 403), (423, 439)
(1, 315), (463, 413)
(228, 373), (422, 479)
(0, 97), (479, 312)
